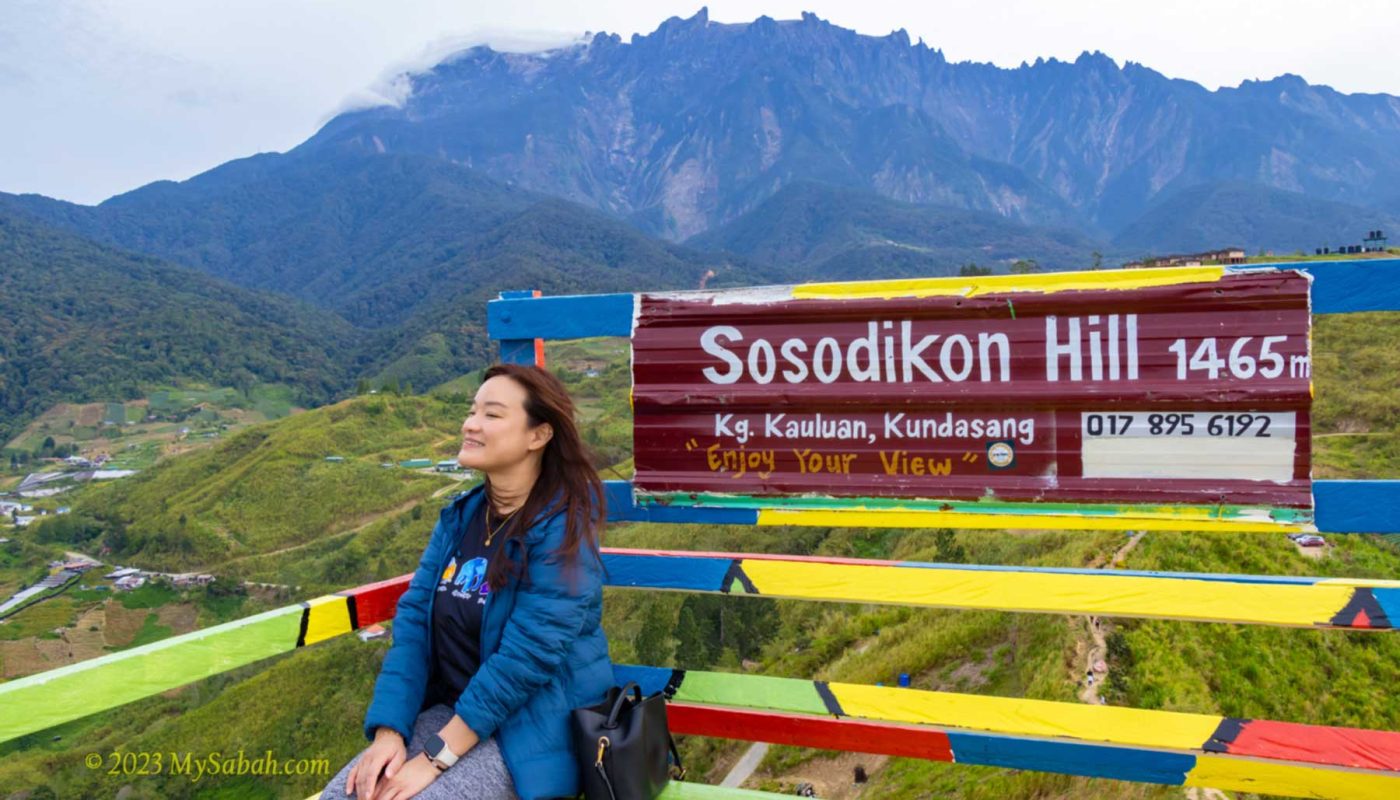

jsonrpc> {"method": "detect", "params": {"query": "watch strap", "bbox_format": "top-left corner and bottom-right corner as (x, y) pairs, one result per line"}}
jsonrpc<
(423, 733), (459, 770)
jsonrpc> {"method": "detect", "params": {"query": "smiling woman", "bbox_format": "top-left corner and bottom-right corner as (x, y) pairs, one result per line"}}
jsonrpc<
(319, 363), (613, 800)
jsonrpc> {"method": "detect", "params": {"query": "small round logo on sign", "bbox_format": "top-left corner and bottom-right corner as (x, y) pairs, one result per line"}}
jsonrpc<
(987, 441), (1016, 470)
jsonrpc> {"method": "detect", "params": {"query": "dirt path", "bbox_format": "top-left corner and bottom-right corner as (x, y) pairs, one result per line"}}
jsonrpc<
(207, 496), (429, 570)
(1076, 531), (1145, 705)
(749, 751), (888, 799)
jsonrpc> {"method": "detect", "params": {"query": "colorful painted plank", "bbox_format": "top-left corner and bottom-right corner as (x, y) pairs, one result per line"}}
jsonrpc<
(5, 573), (1398, 800)
(600, 548), (1400, 630)
(603, 478), (1400, 535)
(617, 666), (1400, 800)
(487, 261), (1400, 341)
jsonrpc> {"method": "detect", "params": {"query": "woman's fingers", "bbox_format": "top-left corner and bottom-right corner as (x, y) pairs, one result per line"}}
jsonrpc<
(344, 758), (359, 794)
(385, 747), (405, 778)
(356, 750), (385, 799)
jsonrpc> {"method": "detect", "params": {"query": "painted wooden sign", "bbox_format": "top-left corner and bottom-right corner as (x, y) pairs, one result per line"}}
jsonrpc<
(631, 270), (1312, 522)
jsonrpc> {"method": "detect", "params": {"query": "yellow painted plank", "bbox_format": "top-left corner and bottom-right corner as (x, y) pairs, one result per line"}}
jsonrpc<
(302, 595), (352, 646)
(755, 508), (1309, 533)
(792, 266), (1226, 301)
(830, 682), (1223, 752)
(1186, 754), (1400, 800)
(739, 560), (1354, 627)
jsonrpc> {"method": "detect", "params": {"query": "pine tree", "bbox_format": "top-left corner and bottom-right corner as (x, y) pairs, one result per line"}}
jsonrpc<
(633, 602), (674, 666)
(933, 529), (967, 564)
(673, 601), (710, 668)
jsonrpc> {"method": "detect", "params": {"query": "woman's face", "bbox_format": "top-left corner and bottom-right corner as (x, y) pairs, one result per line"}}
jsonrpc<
(457, 375), (553, 472)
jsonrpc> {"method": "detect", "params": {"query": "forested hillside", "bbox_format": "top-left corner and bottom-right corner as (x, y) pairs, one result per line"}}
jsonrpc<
(0, 212), (360, 443)
(1113, 181), (1400, 255)
(1, 154), (752, 395)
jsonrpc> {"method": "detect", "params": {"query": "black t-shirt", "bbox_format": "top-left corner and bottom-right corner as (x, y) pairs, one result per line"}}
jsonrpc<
(425, 506), (503, 710)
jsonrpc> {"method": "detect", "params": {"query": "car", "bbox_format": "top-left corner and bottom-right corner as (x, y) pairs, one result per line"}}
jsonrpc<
(1296, 535), (1327, 547)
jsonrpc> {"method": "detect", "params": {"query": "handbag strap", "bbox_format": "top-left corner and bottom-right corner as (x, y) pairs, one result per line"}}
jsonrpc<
(604, 681), (643, 728)
(595, 760), (619, 800)
(667, 732), (686, 780)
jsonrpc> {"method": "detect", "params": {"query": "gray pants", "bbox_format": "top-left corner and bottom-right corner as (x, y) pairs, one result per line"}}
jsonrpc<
(320, 704), (518, 799)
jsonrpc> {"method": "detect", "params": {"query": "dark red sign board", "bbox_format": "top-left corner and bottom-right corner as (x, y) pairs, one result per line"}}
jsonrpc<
(631, 272), (1312, 509)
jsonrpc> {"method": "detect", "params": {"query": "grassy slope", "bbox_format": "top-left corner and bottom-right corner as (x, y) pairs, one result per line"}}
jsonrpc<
(42, 394), (466, 571)
(2, 315), (1399, 798)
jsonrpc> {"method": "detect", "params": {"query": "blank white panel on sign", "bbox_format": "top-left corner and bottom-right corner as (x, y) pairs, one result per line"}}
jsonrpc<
(1081, 412), (1296, 482)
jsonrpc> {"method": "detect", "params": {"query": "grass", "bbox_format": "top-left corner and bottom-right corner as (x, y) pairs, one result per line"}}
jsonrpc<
(121, 612), (174, 649)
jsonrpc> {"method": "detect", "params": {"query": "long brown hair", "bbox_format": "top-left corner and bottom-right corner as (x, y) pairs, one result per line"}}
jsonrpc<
(480, 363), (606, 589)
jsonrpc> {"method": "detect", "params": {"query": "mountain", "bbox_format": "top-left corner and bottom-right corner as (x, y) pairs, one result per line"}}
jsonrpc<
(691, 181), (1103, 278)
(1, 153), (749, 390)
(299, 9), (1400, 242)
(1112, 181), (1400, 255)
(0, 211), (359, 442)
(0, 153), (722, 318)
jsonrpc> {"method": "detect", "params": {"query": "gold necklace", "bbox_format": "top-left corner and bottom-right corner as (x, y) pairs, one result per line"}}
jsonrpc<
(484, 503), (520, 547)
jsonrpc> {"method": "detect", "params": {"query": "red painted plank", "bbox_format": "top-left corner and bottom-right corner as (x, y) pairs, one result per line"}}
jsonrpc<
(1216, 719), (1400, 773)
(343, 575), (410, 627)
(666, 703), (954, 762)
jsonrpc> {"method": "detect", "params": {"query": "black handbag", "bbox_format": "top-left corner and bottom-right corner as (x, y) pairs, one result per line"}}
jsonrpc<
(571, 682), (683, 800)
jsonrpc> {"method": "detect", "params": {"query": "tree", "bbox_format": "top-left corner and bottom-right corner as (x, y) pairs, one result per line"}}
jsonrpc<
(933, 529), (967, 564)
(633, 602), (674, 666)
(673, 600), (712, 668)
(1091, 250), (1104, 270)
(958, 262), (993, 277)
(1010, 259), (1040, 274)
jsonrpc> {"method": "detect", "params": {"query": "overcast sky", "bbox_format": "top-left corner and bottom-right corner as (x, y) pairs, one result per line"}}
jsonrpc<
(5, 0), (1397, 205)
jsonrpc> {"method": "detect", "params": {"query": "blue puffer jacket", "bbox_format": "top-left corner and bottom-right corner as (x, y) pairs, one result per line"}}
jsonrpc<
(363, 484), (614, 799)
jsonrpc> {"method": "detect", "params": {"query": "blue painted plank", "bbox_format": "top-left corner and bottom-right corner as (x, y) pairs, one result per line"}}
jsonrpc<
(1314, 480), (1400, 534)
(605, 481), (759, 525)
(1374, 589), (1400, 626)
(603, 552), (735, 592)
(497, 339), (536, 365)
(1239, 259), (1400, 314)
(946, 731), (1196, 785)
(613, 665), (676, 697)
(488, 293), (634, 340)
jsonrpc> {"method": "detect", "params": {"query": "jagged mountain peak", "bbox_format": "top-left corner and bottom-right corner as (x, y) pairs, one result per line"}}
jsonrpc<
(287, 13), (1400, 242)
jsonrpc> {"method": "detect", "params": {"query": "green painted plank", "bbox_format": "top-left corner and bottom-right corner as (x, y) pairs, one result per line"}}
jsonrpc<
(660, 782), (788, 798)
(673, 671), (830, 716)
(0, 605), (304, 743)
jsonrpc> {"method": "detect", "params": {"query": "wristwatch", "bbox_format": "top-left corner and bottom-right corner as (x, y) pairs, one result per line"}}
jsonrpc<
(423, 734), (459, 771)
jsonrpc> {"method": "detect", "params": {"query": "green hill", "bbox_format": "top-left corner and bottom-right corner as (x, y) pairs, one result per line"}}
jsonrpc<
(0, 211), (360, 444)
(39, 393), (470, 572)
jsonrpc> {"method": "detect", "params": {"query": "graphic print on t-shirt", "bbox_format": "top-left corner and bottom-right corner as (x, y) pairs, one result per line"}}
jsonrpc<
(439, 555), (492, 601)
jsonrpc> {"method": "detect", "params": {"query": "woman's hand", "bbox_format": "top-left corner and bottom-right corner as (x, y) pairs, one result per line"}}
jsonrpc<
(347, 727), (406, 798)
(372, 753), (442, 800)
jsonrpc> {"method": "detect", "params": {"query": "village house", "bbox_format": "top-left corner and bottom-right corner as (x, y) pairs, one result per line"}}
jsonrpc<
(1125, 247), (1247, 268)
